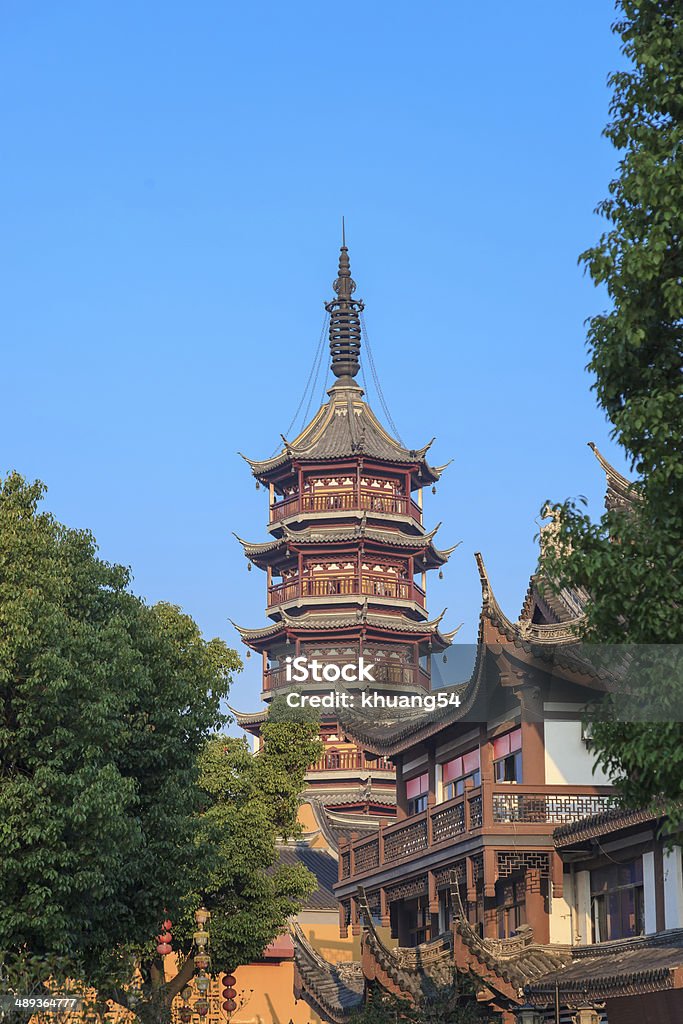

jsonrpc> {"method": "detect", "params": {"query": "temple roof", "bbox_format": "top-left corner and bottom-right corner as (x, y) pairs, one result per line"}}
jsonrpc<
(240, 379), (446, 484)
(230, 607), (459, 649)
(589, 440), (638, 513)
(307, 800), (382, 852)
(274, 842), (340, 911)
(292, 923), (364, 1024)
(334, 653), (485, 755)
(240, 242), (448, 487)
(525, 929), (683, 1005)
(234, 521), (459, 569)
(553, 804), (661, 847)
(358, 883), (569, 1006)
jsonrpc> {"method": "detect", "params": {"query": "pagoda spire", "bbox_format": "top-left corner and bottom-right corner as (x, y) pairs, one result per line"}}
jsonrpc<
(325, 223), (365, 382)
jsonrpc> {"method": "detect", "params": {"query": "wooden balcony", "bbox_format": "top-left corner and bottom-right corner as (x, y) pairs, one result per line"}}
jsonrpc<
(270, 489), (422, 525)
(263, 663), (431, 692)
(269, 575), (426, 608)
(308, 750), (395, 774)
(337, 782), (615, 882)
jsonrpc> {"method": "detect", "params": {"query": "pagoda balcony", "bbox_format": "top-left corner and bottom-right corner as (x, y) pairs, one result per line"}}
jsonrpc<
(263, 662), (431, 693)
(336, 782), (615, 883)
(268, 575), (426, 608)
(308, 749), (395, 774)
(270, 489), (423, 525)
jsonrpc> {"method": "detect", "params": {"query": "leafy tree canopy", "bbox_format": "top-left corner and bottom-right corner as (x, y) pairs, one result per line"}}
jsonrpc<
(0, 472), (241, 976)
(543, 1), (683, 814)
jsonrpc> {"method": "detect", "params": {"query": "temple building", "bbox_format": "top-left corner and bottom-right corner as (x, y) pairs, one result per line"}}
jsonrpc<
(232, 238), (457, 821)
(228, 241), (683, 1024)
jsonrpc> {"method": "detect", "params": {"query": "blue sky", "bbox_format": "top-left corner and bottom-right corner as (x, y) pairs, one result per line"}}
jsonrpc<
(1, 2), (629, 711)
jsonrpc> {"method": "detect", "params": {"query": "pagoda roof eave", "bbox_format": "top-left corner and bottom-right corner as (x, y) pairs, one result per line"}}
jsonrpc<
(229, 705), (268, 729)
(239, 385), (447, 485)
(234, 523), (460, 568)
(231, 608), (459, 651)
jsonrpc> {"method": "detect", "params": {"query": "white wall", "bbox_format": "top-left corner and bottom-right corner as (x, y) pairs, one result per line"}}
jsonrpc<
(544, 720), (611, 786)
(549, 874), (573, 944)
(574, 870), (592, 945)
(643, 850), (657, 934)
(664, 845), (683, 929)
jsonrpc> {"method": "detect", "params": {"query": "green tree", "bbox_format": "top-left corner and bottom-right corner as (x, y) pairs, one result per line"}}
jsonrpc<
(543, 2), (683, 813)
(0, 472), (239, 976)
(0, 475), (324, 1019)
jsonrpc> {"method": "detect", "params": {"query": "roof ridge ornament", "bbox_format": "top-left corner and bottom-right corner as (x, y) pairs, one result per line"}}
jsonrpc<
(325, 224), (365, 383)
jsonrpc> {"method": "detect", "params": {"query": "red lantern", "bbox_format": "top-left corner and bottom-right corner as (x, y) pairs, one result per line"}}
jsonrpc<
(156, 943), (172, 955)
(179, 1007), (192, 1023)
(195, 998), (209, 1017)
(222, 999), (237, 1014)
(163, 918), (173, 931)
(223, 988), (236, 999)
(157, 931), (172, 944)
(223, 975), (236, 987)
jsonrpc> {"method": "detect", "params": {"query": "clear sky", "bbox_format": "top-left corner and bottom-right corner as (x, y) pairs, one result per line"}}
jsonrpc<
(1, 1), (630, 712)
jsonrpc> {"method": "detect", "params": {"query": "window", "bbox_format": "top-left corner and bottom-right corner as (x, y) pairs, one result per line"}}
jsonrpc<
(493, 728), (522, 783)
(406, 772), (429, 815)
(441, 749), (481, 800)
(496, 877), (527, 939)
(591, 859), (644, 942)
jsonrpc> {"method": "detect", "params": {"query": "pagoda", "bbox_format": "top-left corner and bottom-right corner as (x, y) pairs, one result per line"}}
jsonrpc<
(232, 239), (459, 820)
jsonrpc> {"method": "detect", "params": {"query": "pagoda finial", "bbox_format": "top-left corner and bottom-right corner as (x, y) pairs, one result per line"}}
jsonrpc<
(325, 224), (365, 382)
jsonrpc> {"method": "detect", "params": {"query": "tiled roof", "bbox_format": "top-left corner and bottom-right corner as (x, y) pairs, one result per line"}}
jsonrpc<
(526, 930), (683, 1003)
(240, 381), (446, 484)
(553, 805), (659, 846)
(234, 522), (458, 567)
(274, 843), (340, 911)
(231, 608), (459, 647)
(292, 923), (364, 1024)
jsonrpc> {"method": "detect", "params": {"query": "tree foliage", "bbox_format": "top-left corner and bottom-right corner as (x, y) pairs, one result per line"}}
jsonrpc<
(178, 710), (323, 973)
(0, 472), (241, 975)
(0, 474), (326, 1018)
(543, 1), (683, 812)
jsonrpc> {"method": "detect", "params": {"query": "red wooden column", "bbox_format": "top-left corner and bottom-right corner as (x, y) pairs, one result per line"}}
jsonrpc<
(525, 868), (549, 944)
(517, 683), (545, 786)
(395, 755), (408, 820)
(480, 726), (494, 828)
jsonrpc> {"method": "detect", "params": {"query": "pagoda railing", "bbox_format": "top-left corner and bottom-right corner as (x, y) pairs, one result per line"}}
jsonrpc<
(270, 489), (422, 524)
(269, 575), (426, 607)
(263, 663), (431, 692)
(308, 750), (394, 773)
(336, 783), (615, 882)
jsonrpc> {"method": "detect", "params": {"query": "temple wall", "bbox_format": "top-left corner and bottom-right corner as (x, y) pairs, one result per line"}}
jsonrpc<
(549, 874), (573, 944)
(543, 719), (610, 785)
(574, 869), (592, 945)
(664, 844), (683, 929)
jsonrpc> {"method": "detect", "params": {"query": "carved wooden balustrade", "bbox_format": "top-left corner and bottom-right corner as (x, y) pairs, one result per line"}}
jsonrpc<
(308, 750), (394, 773)
(337, 782), (614, 881)
(270, 489), (423, 524)
(269, 574), (426, 607)
(263, 663), (431, 692)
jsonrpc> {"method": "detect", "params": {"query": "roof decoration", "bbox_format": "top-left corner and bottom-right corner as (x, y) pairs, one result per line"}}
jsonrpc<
(239, 242), (447, 484)
(292, 923), (364, 1024)
(589, 441), (638, 512)
(326, 223), (364, 383)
